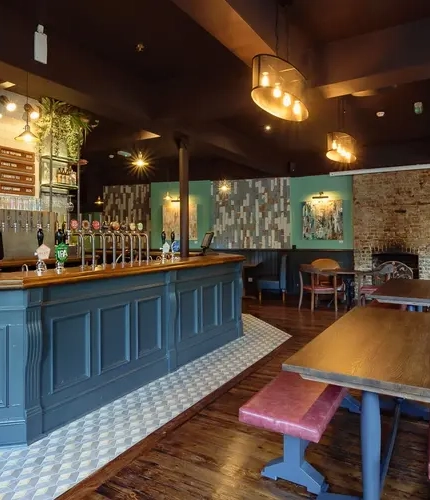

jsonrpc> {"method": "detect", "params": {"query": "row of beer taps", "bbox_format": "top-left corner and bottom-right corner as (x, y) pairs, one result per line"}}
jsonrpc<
(0, 209), (53, 233)
(69, 221), (150, 271)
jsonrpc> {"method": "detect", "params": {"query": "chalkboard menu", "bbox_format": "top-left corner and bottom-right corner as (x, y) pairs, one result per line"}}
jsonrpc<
(0, 146), (36, 196)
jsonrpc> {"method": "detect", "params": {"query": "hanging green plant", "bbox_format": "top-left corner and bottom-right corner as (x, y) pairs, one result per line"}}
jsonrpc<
(35, 97), (99, 160)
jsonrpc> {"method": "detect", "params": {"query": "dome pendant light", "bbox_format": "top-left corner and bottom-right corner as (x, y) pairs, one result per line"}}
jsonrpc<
(251, 2), (308, 122)
(15, 74), (38, 143)
(15, 123), (38, 143)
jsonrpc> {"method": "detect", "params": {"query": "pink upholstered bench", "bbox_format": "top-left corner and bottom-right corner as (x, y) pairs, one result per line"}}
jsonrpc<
(239, 371), (347, 495)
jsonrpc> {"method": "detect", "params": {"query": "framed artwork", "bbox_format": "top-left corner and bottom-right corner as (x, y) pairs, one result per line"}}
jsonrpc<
(162, 202), (198, 240)
(302, 199), (343, 240)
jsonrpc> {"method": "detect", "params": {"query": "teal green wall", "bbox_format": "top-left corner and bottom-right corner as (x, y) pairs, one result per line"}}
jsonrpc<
(150, 181), (212, 249)
(290, 175), (353, 249)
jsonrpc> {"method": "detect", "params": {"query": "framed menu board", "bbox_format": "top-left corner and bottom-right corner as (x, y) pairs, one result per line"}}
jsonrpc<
(0, 146), (36, 196)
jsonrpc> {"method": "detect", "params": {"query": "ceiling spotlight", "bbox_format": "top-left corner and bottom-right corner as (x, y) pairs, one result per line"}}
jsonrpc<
(0, 96), (16, 112)
(264, 124), (272, 132)
(132, 152), (148, 168)
(136, 43), (145, 52)
(94, 196), (103, 206)
(24, 103), (40, 120)
(376, 111), (385, 118)
(108, 154), (114, 159)
(219, 180), (231, 194)
(117, 150), (132, 157)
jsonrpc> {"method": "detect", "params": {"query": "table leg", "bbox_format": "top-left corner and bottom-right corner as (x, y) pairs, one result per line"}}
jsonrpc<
(344, 277), (354, 310)
(361, 391), (381, 500)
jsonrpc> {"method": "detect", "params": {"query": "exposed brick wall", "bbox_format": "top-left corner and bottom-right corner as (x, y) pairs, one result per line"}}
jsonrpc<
(353, 170), (430, 278)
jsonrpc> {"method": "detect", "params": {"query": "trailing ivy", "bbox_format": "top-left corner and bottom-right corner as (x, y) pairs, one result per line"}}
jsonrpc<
(35, 97), (98, 160)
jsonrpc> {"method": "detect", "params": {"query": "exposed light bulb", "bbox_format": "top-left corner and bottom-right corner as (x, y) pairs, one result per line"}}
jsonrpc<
(332, 140), (337, 150)
(345, 151), (352, 161)
(292, 100), (301, 116)
(261, 72), (269, 87)
(132, 152), (148, 168)
(273, 84), (282, 98)
(30, 110), (39, 120)
(6, 102), (16, 112)
(282, 93), (291, 107)
(264, 124), (272, 132)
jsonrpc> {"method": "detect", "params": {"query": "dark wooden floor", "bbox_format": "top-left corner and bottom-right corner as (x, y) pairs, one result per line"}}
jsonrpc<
(60, 299), (430, 500)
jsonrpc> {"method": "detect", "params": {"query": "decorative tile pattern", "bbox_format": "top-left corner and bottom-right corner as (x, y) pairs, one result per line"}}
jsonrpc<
(103, 184), (150, 232)
(211, 178), (291, 249)
(0, 315), (289, 500)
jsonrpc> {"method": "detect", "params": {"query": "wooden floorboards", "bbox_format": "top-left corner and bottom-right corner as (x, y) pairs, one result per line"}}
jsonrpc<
(59, 300), (430, 500)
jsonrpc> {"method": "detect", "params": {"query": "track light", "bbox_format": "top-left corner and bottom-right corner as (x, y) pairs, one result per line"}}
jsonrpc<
(0, 96), (17, 112)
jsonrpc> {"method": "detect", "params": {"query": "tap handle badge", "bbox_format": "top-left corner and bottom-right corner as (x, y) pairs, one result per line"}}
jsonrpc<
(161, 231), (166, 245)
(170, 231), (175, 243)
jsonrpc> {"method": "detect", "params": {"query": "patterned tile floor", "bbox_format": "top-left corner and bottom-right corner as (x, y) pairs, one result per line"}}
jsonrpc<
(0, 315), (290, 500)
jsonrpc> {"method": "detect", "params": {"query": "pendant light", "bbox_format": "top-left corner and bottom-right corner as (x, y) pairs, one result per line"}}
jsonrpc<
(251, 1), (308, 122)
(326, 98), (357, 164)
(15, 74), (38, 143)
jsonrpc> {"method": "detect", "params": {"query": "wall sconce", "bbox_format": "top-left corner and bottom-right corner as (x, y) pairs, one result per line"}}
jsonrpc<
(312, 191), (329, 200)
(218, 180), (231, 195)
(94, 196), (103, 206)
(163, 192), (172, 202)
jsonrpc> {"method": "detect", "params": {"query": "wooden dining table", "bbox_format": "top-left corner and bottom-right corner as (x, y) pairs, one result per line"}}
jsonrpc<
(283, 307), (430, 500)
(372, 278), (430, 308)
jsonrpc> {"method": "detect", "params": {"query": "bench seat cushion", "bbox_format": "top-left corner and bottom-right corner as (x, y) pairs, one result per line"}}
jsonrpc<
(239, 371), (347, 443)
(360, 285), (378, 295)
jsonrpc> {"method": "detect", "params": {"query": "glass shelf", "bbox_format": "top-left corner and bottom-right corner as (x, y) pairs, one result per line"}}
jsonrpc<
(40, 155), (76, 164)
(40, 183), (78, 190)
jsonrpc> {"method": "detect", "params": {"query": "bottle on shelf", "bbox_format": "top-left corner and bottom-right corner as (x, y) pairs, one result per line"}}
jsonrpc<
(70, 168), (76, 186)
(56, 167), (62, 184)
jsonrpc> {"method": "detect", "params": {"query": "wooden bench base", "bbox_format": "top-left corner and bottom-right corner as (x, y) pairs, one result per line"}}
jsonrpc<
(262, 434), (328, 495)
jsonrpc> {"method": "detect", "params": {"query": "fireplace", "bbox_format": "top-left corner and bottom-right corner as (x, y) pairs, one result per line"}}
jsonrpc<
(372, 249), (419, 279)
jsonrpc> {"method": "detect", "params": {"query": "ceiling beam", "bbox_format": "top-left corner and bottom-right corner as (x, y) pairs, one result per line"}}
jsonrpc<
(317, 17), (430, 98)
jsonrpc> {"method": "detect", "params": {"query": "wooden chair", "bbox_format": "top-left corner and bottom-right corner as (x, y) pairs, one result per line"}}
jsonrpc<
(298, 258), (344, 313)
(359, 260), (413, 306)
(257, 254), (288, 304)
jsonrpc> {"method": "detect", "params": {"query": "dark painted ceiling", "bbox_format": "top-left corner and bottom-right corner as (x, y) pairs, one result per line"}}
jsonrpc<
(2, 0), (430, 209)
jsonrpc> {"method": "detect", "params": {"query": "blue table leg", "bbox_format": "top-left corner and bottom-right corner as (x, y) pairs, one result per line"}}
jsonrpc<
(318, 391), (382, 500)
(361, 391), (381, 500)
(400, 399), (430, 421)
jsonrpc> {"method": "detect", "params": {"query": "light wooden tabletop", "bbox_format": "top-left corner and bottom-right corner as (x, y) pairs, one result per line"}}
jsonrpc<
(283, 307), (430, 402)
(372, 278), (430, 306)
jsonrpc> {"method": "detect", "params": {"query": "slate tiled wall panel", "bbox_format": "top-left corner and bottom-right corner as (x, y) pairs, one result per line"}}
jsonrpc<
(103, 184), (150, 233)
(211, 178), (291, 249)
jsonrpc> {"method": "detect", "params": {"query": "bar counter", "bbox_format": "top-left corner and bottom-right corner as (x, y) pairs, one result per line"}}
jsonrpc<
(0, 253), (244, 447)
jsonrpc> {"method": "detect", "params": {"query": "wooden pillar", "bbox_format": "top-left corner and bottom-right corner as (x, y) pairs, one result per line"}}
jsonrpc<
(178, 138), (189, 257)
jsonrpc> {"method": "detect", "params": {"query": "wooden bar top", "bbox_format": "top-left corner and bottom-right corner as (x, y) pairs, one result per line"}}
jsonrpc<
(0, 256), (82, 269)
(0, 253), (245, 290)
(283, 307), (430, 403)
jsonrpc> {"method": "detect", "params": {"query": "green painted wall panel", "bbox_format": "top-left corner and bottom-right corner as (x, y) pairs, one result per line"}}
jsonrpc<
(150, 181), (212, 249)
(290, 175), (353, 249)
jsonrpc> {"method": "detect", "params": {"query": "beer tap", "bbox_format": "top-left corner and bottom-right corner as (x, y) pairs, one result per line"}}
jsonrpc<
(114, 230), (126, 266)
(35, 225), (48, 275)
(101, 230), (116, 269)
(123, 231), (134, 265)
